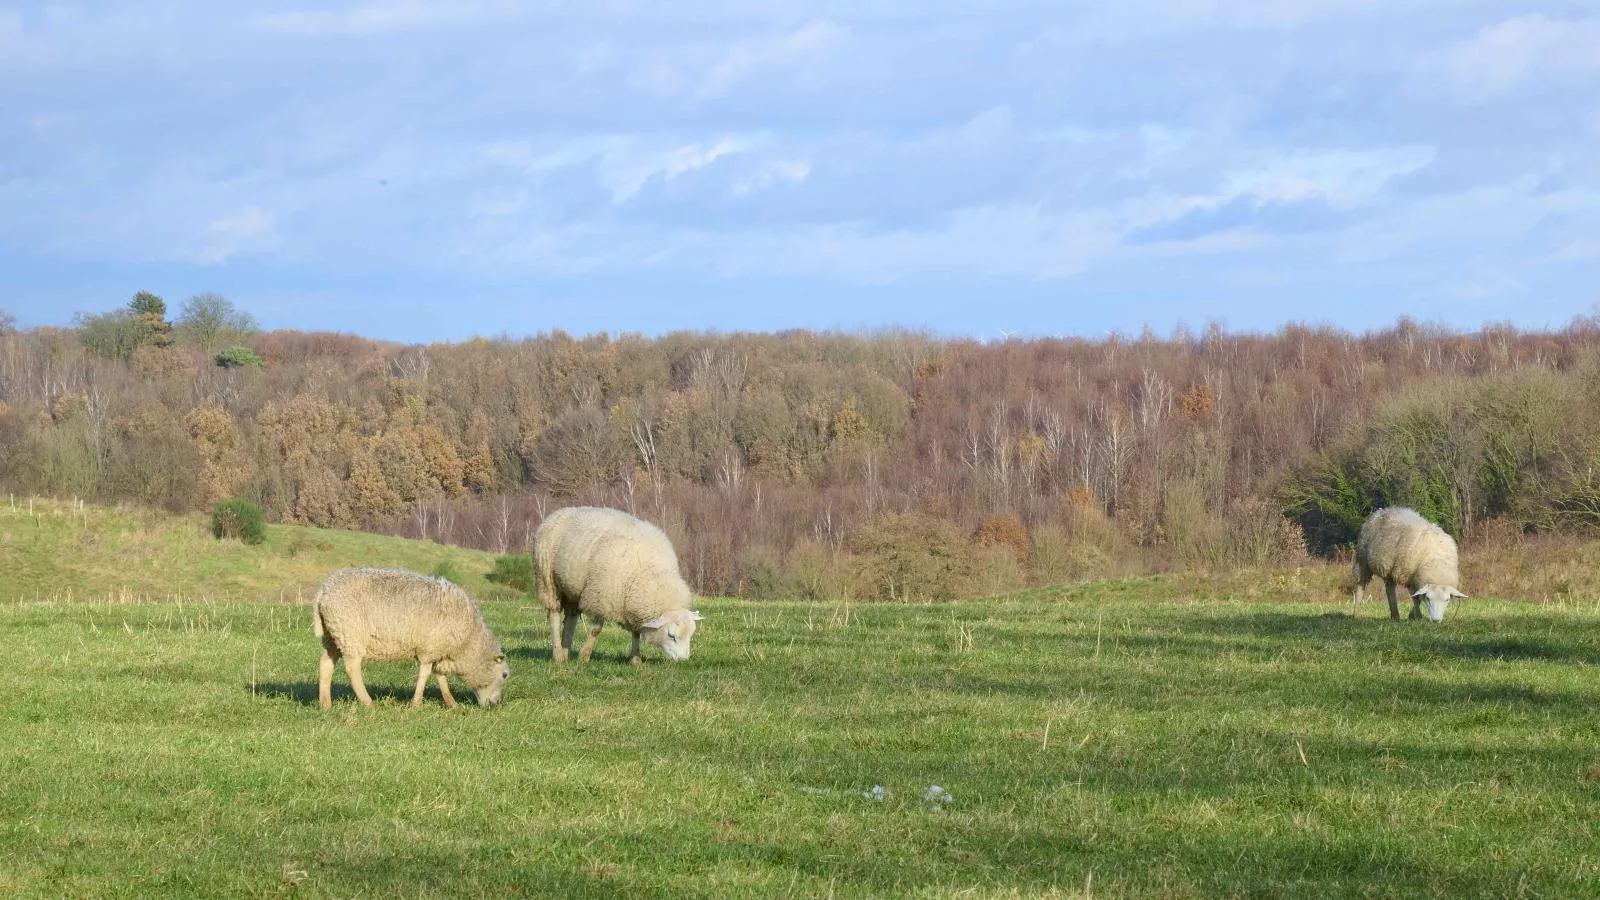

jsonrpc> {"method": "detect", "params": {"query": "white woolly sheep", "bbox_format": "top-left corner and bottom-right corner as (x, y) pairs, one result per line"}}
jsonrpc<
(314, 567), (511, 708)
(1351, 507), (1467, 622)
(532, 506), (703, 664)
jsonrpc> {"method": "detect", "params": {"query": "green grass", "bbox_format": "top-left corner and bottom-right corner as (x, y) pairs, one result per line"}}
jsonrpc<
(0, 498), (524, 605)
(4, 502), (1600, 897)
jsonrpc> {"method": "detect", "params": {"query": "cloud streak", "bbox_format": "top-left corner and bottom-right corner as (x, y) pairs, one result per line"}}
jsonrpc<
(0, 2), (1596, 340)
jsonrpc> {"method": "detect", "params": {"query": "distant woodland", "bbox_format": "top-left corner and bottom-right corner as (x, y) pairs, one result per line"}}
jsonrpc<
(4, 294), (1600, 600)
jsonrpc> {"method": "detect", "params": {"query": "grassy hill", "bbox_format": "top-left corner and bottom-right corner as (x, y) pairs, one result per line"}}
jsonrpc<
(3, 501), (1600, 897)
(0, 498), (525, 605)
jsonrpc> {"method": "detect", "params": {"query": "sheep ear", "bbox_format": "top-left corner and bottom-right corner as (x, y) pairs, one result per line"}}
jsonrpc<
(690, 611), (704, 621)
(1411, 587), (1429, 598)
(1449, 589), (1468, 599)
(641, 617), (667, 630)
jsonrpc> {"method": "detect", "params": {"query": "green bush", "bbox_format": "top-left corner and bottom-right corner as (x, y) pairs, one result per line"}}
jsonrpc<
(485, 554), (534, 594)
(76, 310), (146, 361)
(1280, 368), (1600, 553)
(211, 499), (265, 545)
(214, 345), (266, 369)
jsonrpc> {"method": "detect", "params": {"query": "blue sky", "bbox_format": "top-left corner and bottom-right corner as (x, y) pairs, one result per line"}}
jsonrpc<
(2, 2), (1597, 343)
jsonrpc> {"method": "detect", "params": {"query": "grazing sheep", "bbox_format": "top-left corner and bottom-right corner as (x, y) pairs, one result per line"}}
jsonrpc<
(1351, 507), (1467, 622)
(532, 506), (703, 664)
(314, 567), (511, 709)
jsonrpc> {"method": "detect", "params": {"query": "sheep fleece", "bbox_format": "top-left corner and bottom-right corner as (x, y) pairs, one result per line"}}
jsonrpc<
(1354, 507), (1461, 591)
(314, 568), (505, 682)
(533, 506), (693, 629)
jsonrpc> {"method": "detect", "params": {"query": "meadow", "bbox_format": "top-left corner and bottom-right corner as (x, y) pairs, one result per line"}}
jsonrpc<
(3, 501), (1599, 897)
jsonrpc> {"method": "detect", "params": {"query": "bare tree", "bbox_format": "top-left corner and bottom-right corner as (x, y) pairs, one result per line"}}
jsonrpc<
(176, 294), (259, 352)
(389, 346), (431, 381)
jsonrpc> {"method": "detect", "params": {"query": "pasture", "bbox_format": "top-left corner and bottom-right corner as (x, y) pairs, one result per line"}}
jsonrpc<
(3, 502), (1600, 897)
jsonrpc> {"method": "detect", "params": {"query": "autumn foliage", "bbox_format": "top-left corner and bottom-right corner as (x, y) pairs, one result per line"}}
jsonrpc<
(6, 299), (1600, 599)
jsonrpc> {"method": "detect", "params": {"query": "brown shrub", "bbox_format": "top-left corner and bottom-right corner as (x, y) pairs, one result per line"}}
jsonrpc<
(130, 345), (198, 380)
(1225, 497), (1309, 568)
(848, 511), (981, 602)
(973, 512), (1030, 568)
(51, 391), (91, 423)
(1163, 478), (1226, 569)
(1179, 384), (1215, 421)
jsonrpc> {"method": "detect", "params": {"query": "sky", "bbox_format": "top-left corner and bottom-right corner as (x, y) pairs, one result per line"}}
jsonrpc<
(2, 1), (1598, 344)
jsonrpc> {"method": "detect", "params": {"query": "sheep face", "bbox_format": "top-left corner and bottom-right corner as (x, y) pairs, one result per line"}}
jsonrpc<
(469, 654), (512, 706)
(1412, 585), (1466, 623)
(640, 609), (704, 661)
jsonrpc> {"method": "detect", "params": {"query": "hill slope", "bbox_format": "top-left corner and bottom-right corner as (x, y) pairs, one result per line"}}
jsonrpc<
(0, 498), (524, 605)
(4, 504), (1600, 896)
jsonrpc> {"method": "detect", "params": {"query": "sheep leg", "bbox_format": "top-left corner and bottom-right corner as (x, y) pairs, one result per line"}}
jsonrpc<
(629, 631), (643, 666)
(561, 611), (581, 659)
(578, 620), (604, 662)
(345, 657), (375, 708)
(318, 649), (337, 709)
(1384, 581), (1401, 621)
(435, 674), (458, 709)
(548, 609), (568, 662)
(411, 661), (434, 707)
(1409, 595), (1424, 621)
(1350, 560), (1370, 615)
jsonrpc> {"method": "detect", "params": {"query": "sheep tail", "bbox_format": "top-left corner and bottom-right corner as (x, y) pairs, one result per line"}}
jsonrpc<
(312, 591), (326, 639)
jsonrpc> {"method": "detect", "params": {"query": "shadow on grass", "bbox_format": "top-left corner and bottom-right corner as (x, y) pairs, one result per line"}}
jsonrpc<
(1186, 612), (1600, 666)
(508, 645), (556, 662)
(507, 644), (720, 668)
(253, 681), (419, 706)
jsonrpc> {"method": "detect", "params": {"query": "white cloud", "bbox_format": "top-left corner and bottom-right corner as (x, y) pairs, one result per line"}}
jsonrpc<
(955, 106), (1015, 147)
(1329, 177), (1600, 264)
(480, 134), (762, 204)
(1073, 0), (1503, 38)
(1418, 15), (1600, 99)
(733, 161), (811, 197)
(661, 139), (746, 180)
(1550, 240), (1600, 262)
(198, 207), (277, 263)
(699, 20), (848, 97)
(617, 19), (851, 100)
(1, 0), (1596, 338)
(248, 1), (523, 37)
(1221, 147), (1436, 208)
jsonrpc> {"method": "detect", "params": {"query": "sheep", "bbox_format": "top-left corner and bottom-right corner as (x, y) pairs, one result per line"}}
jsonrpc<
(314, 567), (511, 709)
(532, 506), (703, 664)
(1351, 507), (1467, 622)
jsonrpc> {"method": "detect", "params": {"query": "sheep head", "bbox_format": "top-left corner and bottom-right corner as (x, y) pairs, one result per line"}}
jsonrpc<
(1411, 585), (1466, 623)
(465, 652), (512, 705)
(640, 609), (704, 661)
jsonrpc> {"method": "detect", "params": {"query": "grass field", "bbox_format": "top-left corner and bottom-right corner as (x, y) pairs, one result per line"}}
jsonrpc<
(4, 501), (1600, 897)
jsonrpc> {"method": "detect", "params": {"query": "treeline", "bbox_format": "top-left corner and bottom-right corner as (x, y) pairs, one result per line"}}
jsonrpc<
(3, 294), (1599, 600)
